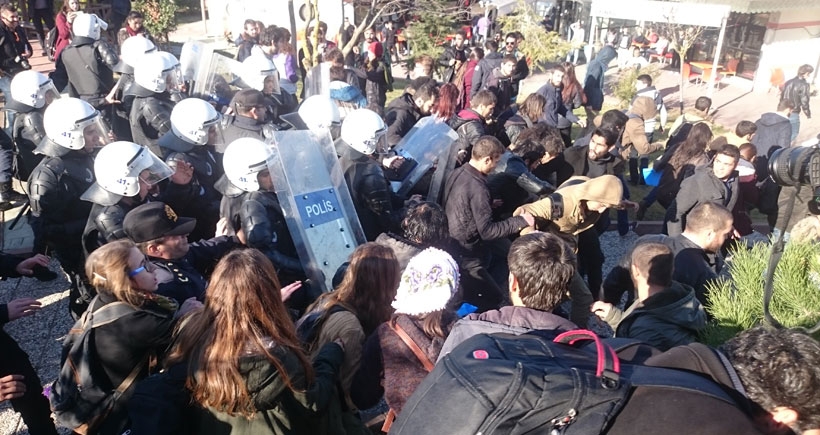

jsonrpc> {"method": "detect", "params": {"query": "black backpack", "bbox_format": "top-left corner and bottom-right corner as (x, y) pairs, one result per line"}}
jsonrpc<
(45, 27), (58, 62)
(49, 296), (146, 434)
(391, 330), (739, 435)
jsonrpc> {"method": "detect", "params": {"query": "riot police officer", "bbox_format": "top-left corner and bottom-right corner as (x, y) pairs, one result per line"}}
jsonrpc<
(157, 97), (224, 240)
(51, 12), (118, 108)
(108, 34), (156, 141)
(28, 98), (110, 318)
(282, 94), (341, 137)
(241, 54), (298, 126)
(221, 137), (303, 278)
(339, 108), (403, 241)
(7, 70), (60, 181)
(80, 141), (173, 257)
(126, 51), (183, 156)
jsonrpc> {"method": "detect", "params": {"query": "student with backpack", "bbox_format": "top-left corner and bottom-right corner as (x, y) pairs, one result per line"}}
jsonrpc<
(296, 243), (400, 414)
(49, 240), (199, 434)
(351, 248), (460, 432)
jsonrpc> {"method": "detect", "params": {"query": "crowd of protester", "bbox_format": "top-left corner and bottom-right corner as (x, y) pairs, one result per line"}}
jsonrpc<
(0, 5), (818, 435)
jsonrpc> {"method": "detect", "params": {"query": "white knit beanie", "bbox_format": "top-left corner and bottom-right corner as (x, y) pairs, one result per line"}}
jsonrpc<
(391, 248), (460, 316)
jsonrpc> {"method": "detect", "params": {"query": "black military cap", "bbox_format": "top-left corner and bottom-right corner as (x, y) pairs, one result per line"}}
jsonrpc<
(123, 202), (197, 243)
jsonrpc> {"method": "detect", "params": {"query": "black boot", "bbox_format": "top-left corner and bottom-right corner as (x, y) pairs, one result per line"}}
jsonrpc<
(0, 182), (27, 210)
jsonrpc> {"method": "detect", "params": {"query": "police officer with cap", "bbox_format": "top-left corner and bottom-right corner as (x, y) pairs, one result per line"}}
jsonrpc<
(122, 202), (239, 305)
(220, 89), (270, 149)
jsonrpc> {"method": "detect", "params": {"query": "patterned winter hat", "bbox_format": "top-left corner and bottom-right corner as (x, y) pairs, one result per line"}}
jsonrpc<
(392, 248), (460, 316)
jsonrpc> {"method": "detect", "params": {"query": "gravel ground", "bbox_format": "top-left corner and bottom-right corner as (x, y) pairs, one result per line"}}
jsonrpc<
(0, 229), (639, 434)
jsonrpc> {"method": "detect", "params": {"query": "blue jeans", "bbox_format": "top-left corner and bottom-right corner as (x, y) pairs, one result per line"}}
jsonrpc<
(789, 112), (800, 142)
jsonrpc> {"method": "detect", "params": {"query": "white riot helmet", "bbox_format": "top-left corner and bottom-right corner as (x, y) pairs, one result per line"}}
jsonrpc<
(115, 35), (157, 73)
(241, 54), (280, 95)
(10, 70), (59, 109)
(72, 12), (108, 40)
(91, 141), (173, 197)
(223, 138), (274, 192)
(170, 98), (223, 145)
(299, 95), (341, 134)
(43, 98), (111, 150)
(134, 51), (182, 93)
(341, 109), (387, 155)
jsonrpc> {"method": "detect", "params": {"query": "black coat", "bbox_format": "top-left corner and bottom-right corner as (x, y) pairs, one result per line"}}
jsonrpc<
(219, 115), (266, 152)
(450, 109), (486, 164)
(470, 51), (503, 99)
(340, 147), (402, 241)
(487, 151), (554, 218)
(666, 164), (739, 237)
(781, 76), (811, 116)
(442, 164), (528, 258)
(753, 112), (792, 157)
(563, 145), (625, 178)
(384, 93), (422, 147)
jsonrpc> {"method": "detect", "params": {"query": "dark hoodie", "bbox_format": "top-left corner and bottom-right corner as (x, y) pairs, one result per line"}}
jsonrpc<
(584, 45), (618, 111)
(470, 51), (504, 99)
(450, 108), (486, 164)
(667, 163), (739, 237)
(603, 281), (707, 351)
(753, 112), (792, 157)
(385, 93), (423, 147)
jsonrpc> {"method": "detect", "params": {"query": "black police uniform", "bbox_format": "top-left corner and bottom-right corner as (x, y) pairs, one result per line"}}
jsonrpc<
(339, 146), (403, 241)
(6, 98), (46, 181)
(219, 114), (266, 151)
(51, 36), (118, 108)
(125, 83), (176, 157)
(81, 190), (147, 259)
(157, 131), (223, 241)
(27, 137), (96, 318)
(149, 235), (238, 305)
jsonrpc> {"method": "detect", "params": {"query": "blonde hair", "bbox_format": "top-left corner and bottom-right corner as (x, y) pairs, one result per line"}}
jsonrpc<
(85, 240), (152, 308)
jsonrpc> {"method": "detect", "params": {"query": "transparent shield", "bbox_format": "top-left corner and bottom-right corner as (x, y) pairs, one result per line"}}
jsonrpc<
(304, 63), (330, 98)
(179, 40), (206, 83)
(263, 71), (280, 96)
(192, 50), (248, 105)
(390, 117), (458, 198)
(266, 129), (365, 292)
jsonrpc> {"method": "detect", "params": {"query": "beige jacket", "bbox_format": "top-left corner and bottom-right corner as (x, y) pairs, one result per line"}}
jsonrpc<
(514, 175), (624, 246)
(620, 96), (661, 159)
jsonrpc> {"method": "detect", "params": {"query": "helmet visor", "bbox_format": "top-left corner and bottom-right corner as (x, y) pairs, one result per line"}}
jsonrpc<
(205, 117), (226, 147)
(163, 65), (183, 93)
(39, 80), (60, 108)
(131, 147), (173, 186)
(77, 114), (112, 150)
(371, 128), (389, 155)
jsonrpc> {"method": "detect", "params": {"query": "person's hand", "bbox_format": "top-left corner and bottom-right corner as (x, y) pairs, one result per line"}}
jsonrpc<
(177, 297), (203, 317)
(0, 375), (25, 401)
(577, 118), (587, 129)
(332, 337), (346, 353)
(520, 212), (535, 227)
(104, 94), (121, 105)
(67, 11), (78, 24)
(406, 194), (423, 207)
(215, 217), (230, 236)
(732, 227), (741, 239)
(169, 160), (194, 185)
(620, 199), (639, 210)
(6, 298), (42, 321)
(591, 301), (613, 319)
(352, 46), (360, 55)
(280, 281), (302, 302)
(382, 155), (404, 170)
(449, 58), (456, 66)
(15, 254), (49, 276)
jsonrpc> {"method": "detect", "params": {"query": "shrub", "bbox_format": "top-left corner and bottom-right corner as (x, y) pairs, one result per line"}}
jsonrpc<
(610, 64), (661, 109)
(702, 241), (820, 345)
(497, 0), (569, 67)
(133, 0), (178, 43)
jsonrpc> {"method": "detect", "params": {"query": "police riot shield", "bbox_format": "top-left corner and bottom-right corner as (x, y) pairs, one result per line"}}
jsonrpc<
(179, 40), (206, 89)
(304, 62), (330, 98)
(191, 48), (247, 107)
(389, 116), (458, 199)
(266, 129), (365, 292)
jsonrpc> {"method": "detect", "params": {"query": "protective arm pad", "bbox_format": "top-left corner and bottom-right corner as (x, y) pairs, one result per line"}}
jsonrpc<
(95, 205), (127, 242)
(143, 100), (173, 135)
(27, 157), (64, 216)
(96, 40), (120, 68)
(21, 112), (46, 144)
(241, 199), (302, 273)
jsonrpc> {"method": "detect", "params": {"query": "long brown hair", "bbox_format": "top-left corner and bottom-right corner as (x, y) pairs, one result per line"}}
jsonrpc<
(165, 248), (313, 417)
(560, 62), (587, 105)
(669, 122), (713, 168)
(315, 243), (399, 335)
(518, 93), (546, 121)
(85, 240), (153, 308)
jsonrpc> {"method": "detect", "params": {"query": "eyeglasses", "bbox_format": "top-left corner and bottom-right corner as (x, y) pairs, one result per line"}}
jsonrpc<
(128, 257), (155, 277)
